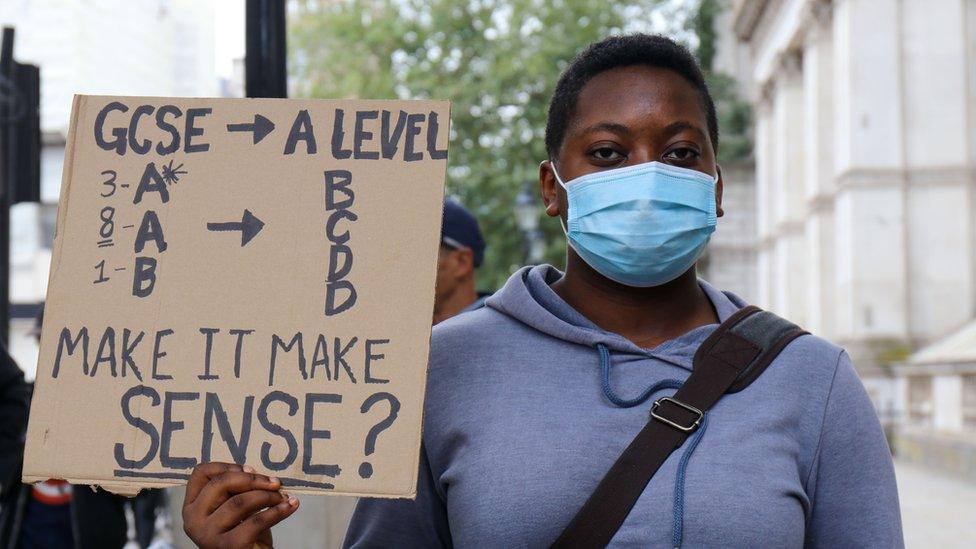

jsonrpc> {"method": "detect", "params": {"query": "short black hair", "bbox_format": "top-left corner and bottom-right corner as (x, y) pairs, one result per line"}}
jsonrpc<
(544, 34), (718, 159)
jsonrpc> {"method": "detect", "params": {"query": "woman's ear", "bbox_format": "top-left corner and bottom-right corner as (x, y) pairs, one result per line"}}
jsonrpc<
(715, 164), (725, 218)
(539, 160), (561, 217)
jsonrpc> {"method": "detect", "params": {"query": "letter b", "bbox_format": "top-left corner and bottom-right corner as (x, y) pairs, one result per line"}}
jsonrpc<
(324, 170), (354, 210)
(132, 257), (158, 298)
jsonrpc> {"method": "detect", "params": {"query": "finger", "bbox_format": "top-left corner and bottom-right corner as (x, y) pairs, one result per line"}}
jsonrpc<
(185, 462), (243, 504)
(197, 471), (281, 515)
(211, 489), (287, 531)
(226, 495), (300, 547)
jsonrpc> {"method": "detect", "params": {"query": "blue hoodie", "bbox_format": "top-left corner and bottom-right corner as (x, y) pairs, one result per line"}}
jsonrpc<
(344, 266), (903, 548)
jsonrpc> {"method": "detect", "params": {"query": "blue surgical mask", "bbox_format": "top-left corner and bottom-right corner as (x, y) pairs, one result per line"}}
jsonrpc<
(552, 161), (718, 287)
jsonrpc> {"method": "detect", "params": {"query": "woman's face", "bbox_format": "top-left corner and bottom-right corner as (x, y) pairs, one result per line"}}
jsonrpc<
(540, 65), (723, 223)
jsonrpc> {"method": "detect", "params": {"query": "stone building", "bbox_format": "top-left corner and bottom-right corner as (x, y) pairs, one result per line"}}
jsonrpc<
(719, 0), (976, 472)
(700, 161), (758, 303)
(721, 0), (976, 380)
(892, 319), (976, 480)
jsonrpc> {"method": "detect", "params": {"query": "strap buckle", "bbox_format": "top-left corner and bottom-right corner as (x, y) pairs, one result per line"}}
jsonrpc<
(650, 397), (703, 433)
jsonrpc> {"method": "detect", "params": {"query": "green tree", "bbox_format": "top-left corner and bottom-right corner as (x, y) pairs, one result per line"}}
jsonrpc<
(289, 0), (676, 289)
(692, 0), (752, 165)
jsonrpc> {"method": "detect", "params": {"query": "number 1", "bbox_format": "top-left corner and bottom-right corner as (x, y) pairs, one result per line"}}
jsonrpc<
(94, 260), (109, 284)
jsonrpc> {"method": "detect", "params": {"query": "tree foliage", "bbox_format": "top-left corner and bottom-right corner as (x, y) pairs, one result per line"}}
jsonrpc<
(289, 0), (702, 289)
(693, 0), (752, 165)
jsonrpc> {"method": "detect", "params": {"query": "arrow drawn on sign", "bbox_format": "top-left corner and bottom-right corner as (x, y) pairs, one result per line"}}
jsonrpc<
(226, 114), (275, 144)
(207, 209), (266, 247)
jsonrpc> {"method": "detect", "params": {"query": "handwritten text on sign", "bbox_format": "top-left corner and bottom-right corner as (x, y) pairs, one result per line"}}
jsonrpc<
(23, 96), (449, 497)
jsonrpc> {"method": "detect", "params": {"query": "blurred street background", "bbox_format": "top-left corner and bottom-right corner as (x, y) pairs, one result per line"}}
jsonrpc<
(1, 0), (975, 547)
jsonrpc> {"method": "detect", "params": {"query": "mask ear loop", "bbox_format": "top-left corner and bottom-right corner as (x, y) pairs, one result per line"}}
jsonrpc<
(550, 161), (570, 234)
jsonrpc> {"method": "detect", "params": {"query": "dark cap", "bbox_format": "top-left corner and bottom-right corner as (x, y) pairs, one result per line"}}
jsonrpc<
(441, 198), (486, 267)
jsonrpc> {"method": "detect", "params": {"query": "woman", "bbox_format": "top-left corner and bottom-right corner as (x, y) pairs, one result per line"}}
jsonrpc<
(182, 34), (902, 548)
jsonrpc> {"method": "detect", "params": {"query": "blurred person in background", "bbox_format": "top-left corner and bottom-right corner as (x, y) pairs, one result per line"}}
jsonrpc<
(433, 198), (489, 324)
(1, 306), (169, 549)
(0, 306), (127, 549)
(0, 340), (32, 545)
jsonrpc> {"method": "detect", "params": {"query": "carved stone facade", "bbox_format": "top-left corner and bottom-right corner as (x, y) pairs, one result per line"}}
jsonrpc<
(722, 0), (976, 377)
(721, 0), (976, 474)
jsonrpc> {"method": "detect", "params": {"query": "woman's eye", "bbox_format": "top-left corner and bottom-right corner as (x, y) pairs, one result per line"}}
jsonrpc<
(590, 147), (623, 162)
(664, 147), (700, 162)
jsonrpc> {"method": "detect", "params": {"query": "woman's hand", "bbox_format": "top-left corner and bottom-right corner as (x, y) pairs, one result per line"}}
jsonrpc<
(182, 462), (300, 549)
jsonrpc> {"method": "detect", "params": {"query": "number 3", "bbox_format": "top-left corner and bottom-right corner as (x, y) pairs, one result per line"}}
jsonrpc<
(100, 170), (117, 198)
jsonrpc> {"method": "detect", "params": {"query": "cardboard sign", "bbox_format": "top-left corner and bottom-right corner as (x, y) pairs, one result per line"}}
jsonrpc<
(23, 96), (450, 498)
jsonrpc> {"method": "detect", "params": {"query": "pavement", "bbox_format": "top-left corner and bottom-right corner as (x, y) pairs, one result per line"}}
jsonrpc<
(895, 460), (976, 548)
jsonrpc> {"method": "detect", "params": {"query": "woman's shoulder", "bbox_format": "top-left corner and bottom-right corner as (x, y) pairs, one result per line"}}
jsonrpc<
(750, 331), (854, 408)
(778, 332), (846, 373)
(753, 330), (877, 450)
(428, 306), (531, 363)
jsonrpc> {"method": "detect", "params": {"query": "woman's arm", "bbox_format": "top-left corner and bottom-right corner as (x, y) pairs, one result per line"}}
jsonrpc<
(804, 352), (904, 548)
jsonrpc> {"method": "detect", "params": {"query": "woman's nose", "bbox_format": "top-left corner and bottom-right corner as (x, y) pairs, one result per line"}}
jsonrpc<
(625, 149), (655, 167)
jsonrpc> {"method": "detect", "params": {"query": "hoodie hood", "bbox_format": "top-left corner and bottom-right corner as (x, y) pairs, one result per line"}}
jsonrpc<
(484, 264), (747, 372)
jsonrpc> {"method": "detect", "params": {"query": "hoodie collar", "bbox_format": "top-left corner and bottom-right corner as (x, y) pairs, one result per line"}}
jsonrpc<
(485, 265), (747, 371)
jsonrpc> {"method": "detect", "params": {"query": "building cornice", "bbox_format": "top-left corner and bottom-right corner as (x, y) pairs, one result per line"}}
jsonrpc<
(756, 219), (804, 250)
(835, 166), (976, 191)
(709, 243), (759, 253)
(892, 362), (976, 376)
(732, 0), (771, 40)
(806, 192), (835, 213)
(773, 219), (805, 236)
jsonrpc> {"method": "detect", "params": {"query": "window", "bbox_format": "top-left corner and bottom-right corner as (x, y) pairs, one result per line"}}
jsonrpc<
(963, 374), (976, 430)
(907, 376), (933, 426)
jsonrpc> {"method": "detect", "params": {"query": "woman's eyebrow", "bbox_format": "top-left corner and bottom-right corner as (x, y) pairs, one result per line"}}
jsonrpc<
(577, 121), (630, 137)
(662, 121), (706, 139)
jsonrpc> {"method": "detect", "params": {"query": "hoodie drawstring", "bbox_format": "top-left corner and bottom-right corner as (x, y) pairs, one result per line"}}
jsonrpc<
(598, 343), (683, 408)
(596, 343), (707, 549)
(671, 412), (707, 548)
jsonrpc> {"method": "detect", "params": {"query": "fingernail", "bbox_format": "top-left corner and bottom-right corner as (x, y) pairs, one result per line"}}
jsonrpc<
(269, 476), (280, 484)
(242, 465), (255, 473)
(288, 496), (299, 507)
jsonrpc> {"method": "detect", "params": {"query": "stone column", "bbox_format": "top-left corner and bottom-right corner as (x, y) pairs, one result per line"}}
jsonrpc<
(899, 0), (975, 343)
(831, 0), (909, 363)
(933, 375), (964, 433)
(771, 51), (808, 324)
(755, 91), (775, 308)
(969, 0), (976, 324)
(802, 1), (836, 339)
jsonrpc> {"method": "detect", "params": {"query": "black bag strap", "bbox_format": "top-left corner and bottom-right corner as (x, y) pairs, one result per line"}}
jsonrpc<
(550, 305), (807, 549)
